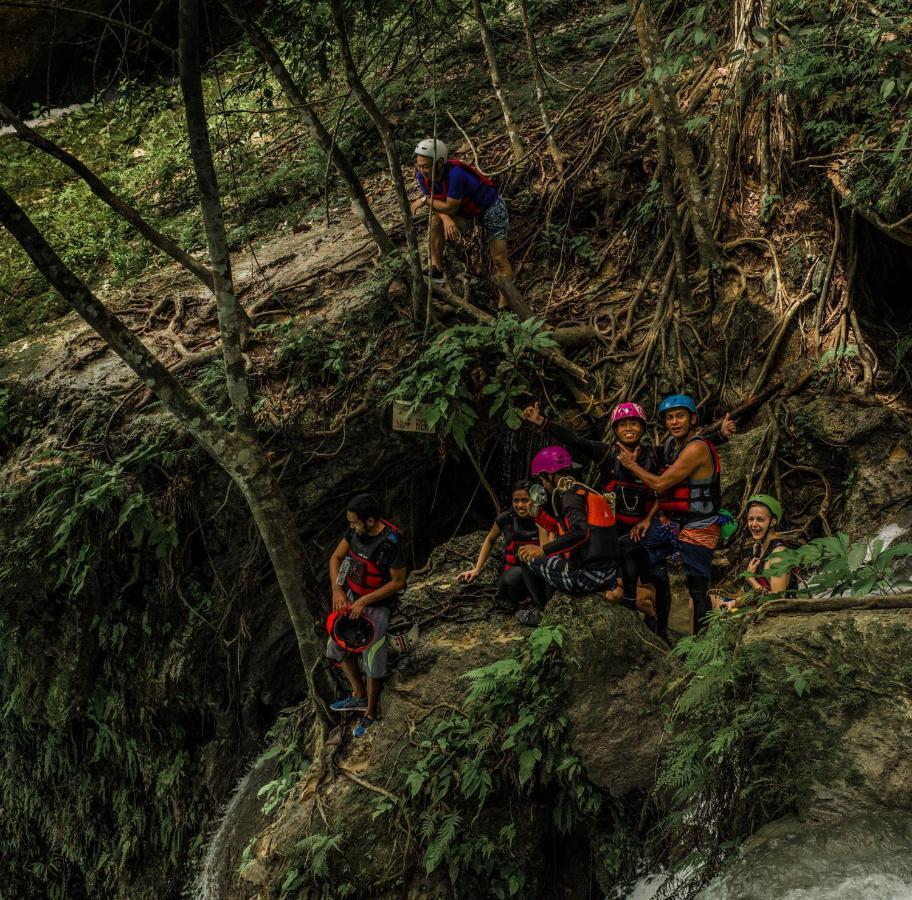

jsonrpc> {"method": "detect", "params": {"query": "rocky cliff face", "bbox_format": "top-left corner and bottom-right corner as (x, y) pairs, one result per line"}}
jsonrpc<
(218, 541), (912, 900)
(742, 609), (912, 823)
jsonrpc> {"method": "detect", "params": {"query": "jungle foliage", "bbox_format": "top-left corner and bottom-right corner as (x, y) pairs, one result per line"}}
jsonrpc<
(0, 431), (236, 898)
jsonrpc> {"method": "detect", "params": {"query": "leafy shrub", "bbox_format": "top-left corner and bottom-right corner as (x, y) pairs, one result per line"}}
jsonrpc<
(390, 314), (556, 447)
(28, 438), (181, 598)
(766, 532), (912, 597)
(369, 623), (629, 898)
(771, 0), (912, 218)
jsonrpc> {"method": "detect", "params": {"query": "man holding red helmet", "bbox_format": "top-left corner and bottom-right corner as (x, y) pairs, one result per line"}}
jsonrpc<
(326, 494), (407, 738)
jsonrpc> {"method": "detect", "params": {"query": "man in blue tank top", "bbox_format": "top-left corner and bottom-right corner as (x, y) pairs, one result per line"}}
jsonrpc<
(411, 137), (513, 309)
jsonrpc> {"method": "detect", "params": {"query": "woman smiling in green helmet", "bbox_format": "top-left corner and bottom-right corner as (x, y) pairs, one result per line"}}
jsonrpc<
(715, 494), (795, 610)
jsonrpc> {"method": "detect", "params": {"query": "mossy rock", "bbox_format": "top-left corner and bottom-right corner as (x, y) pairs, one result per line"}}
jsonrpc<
(742, 610), (912, 821)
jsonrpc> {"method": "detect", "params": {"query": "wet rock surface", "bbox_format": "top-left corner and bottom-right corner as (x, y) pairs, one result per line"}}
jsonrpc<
(743, 609), (912, 821)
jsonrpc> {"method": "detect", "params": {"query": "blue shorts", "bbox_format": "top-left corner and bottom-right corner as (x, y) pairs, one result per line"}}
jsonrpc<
(480, 196), (509, 241)
(637, 519), (716, 580)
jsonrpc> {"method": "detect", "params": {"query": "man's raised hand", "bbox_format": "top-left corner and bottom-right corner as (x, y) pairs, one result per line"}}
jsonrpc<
(522, 401), (545, 427)
(616, 443), (640, 468)
(720, 413), (737, 438)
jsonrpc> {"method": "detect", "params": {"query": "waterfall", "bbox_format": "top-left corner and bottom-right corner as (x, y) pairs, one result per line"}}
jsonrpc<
(185, 757), (269, 900)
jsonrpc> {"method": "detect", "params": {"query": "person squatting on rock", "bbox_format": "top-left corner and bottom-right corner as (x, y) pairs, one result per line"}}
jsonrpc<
(457, 481), (549, 616)
(522, 399), (670, 638)
(616, 394), (736, 634)
(714, 494), (796, 611)
(411, 137), (513, 309)
(326, 494), (407, 738)
(515, 446), (619, 626)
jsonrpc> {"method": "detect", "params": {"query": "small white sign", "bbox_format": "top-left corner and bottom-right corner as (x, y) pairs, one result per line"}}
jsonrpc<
(392, 401), (435, 434)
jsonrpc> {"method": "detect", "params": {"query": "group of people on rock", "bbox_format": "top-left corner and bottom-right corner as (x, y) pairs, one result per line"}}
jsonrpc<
(323, 395), (794, 738)
(322, 140), (795, 738)
(467, 394), (738, 640)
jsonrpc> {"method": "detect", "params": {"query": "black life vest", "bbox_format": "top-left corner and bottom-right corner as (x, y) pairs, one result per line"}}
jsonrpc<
(555, 484), (618, 564)
(604, 446), (660, 526)
(500, 512), (539, 571)
(420, 159), (497, 217)
(345, 521), (402, 598)
(755, 539), (798, 592)
(658, 435), (722, 523)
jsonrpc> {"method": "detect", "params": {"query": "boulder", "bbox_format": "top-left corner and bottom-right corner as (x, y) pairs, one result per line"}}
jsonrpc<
(742, 609), (912, 821)
(563, 596), (673, 797)
(231, 539), (671, 897)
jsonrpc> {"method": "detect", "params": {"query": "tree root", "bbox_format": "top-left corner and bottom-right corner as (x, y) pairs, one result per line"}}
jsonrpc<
(337, 766), (402, 802)
(750, 593), (912, 623)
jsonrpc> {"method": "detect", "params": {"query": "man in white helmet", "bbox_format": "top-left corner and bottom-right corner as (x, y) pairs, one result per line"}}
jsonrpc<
(411, 137), (513, 309)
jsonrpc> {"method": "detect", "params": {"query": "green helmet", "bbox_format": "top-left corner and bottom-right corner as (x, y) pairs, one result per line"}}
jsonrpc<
(718, 508), (738, 542)
(746, 494), (783, 522)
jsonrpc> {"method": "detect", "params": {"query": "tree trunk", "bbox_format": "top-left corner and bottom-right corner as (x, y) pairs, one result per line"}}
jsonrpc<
(219, 0), (396, 257)
(327, 0), (425, 319)
(472, 0), (526, 166)
(517, 0), (563, 172)
(658, 138), (693, 308)
(0, 100), (215, 290)
(178, 0), (256, 436)
(631, 0), (719, 269)
(0, 183), (334, 725)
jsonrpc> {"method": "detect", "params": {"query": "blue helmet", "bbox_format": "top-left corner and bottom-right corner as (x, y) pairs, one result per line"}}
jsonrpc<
(658, 394), (698, 417)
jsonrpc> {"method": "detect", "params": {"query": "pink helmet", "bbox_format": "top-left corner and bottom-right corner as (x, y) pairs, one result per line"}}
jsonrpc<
(611, 402), (647, 427)
(530, 445), (576, 476)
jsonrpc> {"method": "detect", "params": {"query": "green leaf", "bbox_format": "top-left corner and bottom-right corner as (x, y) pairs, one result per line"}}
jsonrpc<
(882, 78), (897, 99)
(847, 542), (867, 572)
(518, 748), (542, 785)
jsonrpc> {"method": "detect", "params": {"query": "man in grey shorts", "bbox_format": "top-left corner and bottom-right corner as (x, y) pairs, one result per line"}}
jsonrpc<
(412, 137), (514, 310)
(327, 494), (407, 738)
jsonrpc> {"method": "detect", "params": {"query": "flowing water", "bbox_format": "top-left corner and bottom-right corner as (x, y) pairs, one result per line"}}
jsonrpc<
(617, 814), (912, 900)
(698, 814), (912, 900)
(185, 756), (275, 900)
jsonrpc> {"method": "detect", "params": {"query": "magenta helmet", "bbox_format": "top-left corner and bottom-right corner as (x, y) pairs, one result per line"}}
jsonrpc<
(530, 445), (576, 476)
(611, 402), (647, 428)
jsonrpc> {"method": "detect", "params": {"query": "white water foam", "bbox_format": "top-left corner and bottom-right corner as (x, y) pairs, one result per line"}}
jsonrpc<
(185, 764), (259, 900)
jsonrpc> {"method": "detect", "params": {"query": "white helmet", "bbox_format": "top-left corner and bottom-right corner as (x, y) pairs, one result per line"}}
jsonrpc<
(414, 137), (448, 161)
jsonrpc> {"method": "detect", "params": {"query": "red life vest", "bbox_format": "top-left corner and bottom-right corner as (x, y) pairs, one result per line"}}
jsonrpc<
(422, 159), (497, 217)
(497, 510), (538, 571)
(503, 537), (538, 570)
(658, 436), (722, 523)
(345, 521), (401, 597)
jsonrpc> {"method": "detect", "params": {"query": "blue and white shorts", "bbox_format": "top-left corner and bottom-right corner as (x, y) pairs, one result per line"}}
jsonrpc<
(526, 555), (617, 595)
(480, 196), (509, 241)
